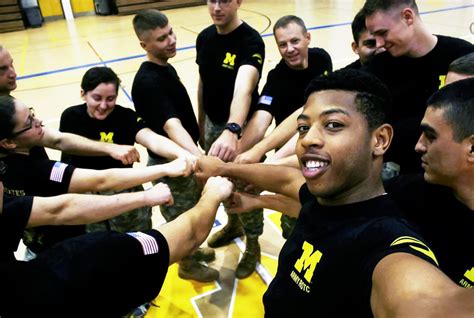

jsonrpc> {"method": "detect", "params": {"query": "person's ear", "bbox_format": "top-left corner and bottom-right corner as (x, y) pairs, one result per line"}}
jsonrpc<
(373, 123), (393, 157)
(401, 7), (415, 26)
(467, 135), (474, 163)
(351, 41), (358, 55)
(0, 138), (17, 151)
(80, 89), (86, 100)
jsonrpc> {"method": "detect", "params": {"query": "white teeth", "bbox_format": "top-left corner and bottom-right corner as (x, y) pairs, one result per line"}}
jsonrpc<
(305, 160), (327, 169)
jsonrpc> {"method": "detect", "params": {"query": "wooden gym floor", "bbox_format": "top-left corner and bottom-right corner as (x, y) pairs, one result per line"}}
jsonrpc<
(4, 0), (473, 316)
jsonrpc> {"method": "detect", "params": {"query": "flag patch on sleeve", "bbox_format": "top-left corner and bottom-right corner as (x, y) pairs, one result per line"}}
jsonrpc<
(258, 95), (273, 106)
(50, 162), (68, 183)
(127, 232), (159, 255)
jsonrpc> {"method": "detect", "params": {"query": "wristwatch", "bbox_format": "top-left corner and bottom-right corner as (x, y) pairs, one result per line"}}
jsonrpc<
(224, 122), (242, 138)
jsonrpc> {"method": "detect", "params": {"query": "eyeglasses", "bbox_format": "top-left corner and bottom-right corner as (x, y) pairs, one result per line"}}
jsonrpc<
(10, 107), (35, 138)
(207, 0), (232, 6)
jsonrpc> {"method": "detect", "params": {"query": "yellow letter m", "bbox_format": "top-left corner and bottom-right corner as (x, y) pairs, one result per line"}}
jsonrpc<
(223, 52), (236, 66)
(294, 241), (322, 282)
(100, 132), (114, 143)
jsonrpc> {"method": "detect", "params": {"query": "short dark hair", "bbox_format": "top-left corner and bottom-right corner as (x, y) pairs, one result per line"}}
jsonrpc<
(426, 78), (474, 142)
(351, 9), (367, 44)
(273, 15), (307, 35)
(133, 9), (168, 40)
(448, 52), (474, 76)
(304, 69), (392, 131)
(363, 0), (419, 17)
(0, 95), (17, 145)
(81, 67), (121, 94)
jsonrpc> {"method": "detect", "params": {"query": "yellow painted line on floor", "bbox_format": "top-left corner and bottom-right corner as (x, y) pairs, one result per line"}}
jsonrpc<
(232, 272), (267, 317)
(266, 211), (283, 233)
(146, 263), (219, 317)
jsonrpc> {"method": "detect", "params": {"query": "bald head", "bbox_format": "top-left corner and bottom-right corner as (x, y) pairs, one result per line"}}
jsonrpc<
(0, 46), (17, 96)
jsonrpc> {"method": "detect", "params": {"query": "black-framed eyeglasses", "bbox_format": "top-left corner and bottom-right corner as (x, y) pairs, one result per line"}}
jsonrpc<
(207, 0), (232, 6)
(10, 107), (35, 138)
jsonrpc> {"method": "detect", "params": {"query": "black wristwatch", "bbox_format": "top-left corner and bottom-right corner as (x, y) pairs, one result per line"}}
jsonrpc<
(224, 122), (242, 138)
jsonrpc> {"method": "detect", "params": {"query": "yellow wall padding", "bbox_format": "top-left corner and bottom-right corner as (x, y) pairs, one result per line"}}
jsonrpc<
(38, 0), (63, 17)
(71, 0), (94, 13)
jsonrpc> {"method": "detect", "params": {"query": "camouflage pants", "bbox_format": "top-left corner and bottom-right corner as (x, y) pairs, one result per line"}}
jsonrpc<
(86, 185), (152, 233)
(280, 215), (297, 239)
(204, 116), (263, 238)
(148, 156), (201, 222)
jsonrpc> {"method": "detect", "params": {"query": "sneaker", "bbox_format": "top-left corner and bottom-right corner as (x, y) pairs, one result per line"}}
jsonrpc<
(207, 224), (244, 248)
(124, 302), (150, 318)
(191, 247), (216, 262)
(178, 260), (219, 282)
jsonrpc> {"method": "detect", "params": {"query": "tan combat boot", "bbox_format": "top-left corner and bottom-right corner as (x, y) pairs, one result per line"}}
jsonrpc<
(235, 236), (260, 279)
(207, 214), (244, 248)
(178, 256), (219, 282)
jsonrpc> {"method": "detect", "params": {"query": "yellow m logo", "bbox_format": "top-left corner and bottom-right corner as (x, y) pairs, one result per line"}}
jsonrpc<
(294, 241), (323, 282)
(223, 53), (236, 66)
(439, 75), (446, 88)
(100, 132), (114, 143)
(464, 267), (474, 282)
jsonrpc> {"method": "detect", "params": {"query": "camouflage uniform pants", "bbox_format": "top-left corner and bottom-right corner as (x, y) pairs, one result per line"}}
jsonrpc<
(86, 185), (152, 233)
(148, 156), (201, 222)
(204, 116), (263, 238)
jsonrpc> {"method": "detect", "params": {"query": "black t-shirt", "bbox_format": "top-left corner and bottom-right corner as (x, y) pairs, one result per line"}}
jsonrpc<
(59, 103), (146, 169)
(1, 154), (83, 253)
(0, 229), (170, 317)
(196, 22), (265, 124)
(0, 195), (32, 261)
(255, 47), (332, 125)
(342, 59), (362, 70)
(132, 62), (199, 159)
(386, 174), (474, 288)
(263, 184), (438, 317)
(365, 35), (474, 173)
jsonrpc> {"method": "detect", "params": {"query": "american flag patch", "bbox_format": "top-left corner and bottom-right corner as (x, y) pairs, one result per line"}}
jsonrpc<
(50, 162), (68, 183)
(258, 95), (273, 106)
(127, 232), (159, 255)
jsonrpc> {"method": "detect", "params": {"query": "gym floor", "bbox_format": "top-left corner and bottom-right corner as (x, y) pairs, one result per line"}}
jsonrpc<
(4, 0), (472, 316)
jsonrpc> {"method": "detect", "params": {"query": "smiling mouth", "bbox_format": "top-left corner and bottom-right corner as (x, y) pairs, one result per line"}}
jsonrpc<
(301, 159), (329, 178)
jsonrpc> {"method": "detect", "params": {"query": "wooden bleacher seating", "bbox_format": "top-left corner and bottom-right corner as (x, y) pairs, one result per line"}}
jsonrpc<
(0, 0), (25, 33)
(115, 0), (205, 15)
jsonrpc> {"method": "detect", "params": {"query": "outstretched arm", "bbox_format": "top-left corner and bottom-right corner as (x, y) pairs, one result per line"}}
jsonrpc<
(136, 127), (197, 161)
(68, 157), (193, 193)
(163, 118), (203, 157)
(42, 127), (140, 165)
(237, 110), (273, 156)
(158, 176), (233, 264)
(226, 192), (301, 217)
(237, 107), (302, 164)
(196, 155), (304, 201)
(371, 253), (474, 317)
(208, 65), (260, 162)
(28, 182), (173, 227)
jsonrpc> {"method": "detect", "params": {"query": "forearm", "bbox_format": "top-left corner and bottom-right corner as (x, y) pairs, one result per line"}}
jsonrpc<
(220, 162), (303, 200)
(238, 111), (272, 153)
(164, 121), (202, 157)
(259, 193), (301, 217)
(254, 107), (302, 154)
(145, 133), (190, 159)
(42, 128), (108, 155)
(29, 191), (148, 227)
(227, 65), (259, 126)
(69, 165), (170, 193)
(158, 189), (223, 264)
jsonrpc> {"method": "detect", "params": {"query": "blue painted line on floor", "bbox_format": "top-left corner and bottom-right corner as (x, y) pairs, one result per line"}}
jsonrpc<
(16, 4), (473, 81)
